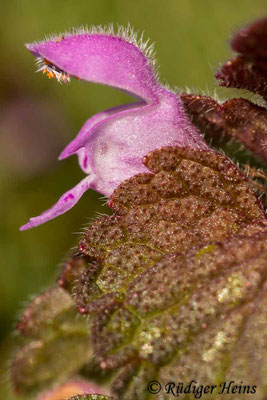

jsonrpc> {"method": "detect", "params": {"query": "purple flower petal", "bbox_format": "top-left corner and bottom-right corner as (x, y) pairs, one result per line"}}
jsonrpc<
(38, 379), (109, 400)
(78, 91), (209, 196)
(26, 28), (159, 103)
(59, 102), (145, 162)
(20, 176), (94, 230)
(22, 26), (210, 230)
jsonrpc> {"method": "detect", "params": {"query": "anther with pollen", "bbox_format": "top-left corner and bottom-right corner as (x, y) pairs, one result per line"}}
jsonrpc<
(36, 57), (70, 83)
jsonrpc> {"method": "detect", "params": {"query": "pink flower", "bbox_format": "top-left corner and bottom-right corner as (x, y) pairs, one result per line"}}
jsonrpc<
(21, 26), (209, 230)
(38, 379), (109, 399)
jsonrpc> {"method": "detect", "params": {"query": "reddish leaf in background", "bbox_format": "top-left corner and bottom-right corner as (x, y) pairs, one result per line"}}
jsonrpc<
(181, 94), (267, 163)
(182, 18), (267, 165)
(231, 17), (267, 60)
(216, 18), (267, 101)
(216, 56), (267, 101)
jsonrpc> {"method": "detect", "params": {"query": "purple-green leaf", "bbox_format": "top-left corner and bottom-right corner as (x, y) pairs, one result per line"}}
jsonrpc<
(67, 146), (266, 399)
(11, 288), (93, 394)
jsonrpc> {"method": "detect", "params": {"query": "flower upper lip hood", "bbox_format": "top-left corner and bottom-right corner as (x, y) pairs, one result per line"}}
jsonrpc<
(20, 25), (209, 231)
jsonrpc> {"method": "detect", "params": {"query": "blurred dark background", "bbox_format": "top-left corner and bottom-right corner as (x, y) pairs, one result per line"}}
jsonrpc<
(0, 0), (266, 398)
